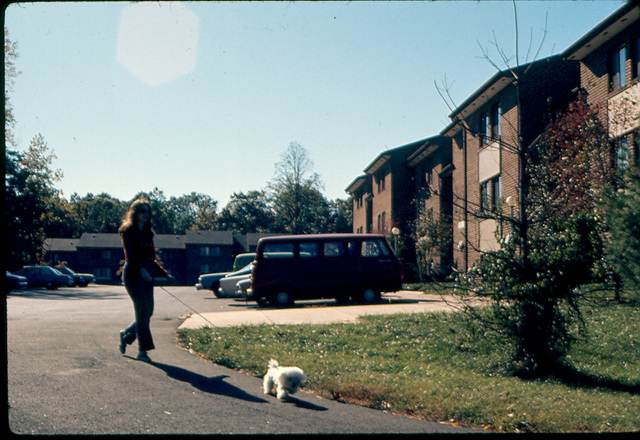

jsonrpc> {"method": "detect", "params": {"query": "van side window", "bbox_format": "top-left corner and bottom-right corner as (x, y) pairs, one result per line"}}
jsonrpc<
(263, 243), (294, 258)
(361, 240), (381, 257)
(377, 239), (391, 256)
(299, 242), (319, 258)
(323, 241), (344, 257)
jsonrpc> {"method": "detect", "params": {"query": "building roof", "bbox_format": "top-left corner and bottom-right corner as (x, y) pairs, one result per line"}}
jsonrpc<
(185, 230), (235, 245)
(406, 135), (449, 168)
(345, 174), (369, 194)
(445, 55), (563, 130)
(44, 238), (78, 253)
(78, 233), (123, 248)
(564, 2), (639, 61)
(362, 138), (431, 175)
(47, 231), (237, 251)
(153, 235), (187, 249)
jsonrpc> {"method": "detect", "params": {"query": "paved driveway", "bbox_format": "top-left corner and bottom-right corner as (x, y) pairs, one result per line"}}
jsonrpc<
(7, 285), (478, 434)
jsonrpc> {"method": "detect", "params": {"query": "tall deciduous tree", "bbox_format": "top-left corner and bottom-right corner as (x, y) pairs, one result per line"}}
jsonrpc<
(268, 142), (329, 234)
(7, 134), (64, 267)
(326, 197), (353, 233)
(131, 188), (172, 233)
(215, 190), (274, 233)
(167, 192), (218, 234)
(67, 192), (127, 235)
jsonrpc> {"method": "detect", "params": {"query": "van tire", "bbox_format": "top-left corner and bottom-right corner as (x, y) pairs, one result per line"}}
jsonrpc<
(256, 296), (270, 307)
(272, 290), (294, 307)
(358, 286), (381, 303)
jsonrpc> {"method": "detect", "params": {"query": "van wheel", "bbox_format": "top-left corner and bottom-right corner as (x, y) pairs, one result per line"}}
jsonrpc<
(358, 286), (380, 303)
(272, 290), (293, 307)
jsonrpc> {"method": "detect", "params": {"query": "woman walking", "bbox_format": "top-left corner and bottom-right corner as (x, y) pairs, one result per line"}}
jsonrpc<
(118, 198), (169, 362)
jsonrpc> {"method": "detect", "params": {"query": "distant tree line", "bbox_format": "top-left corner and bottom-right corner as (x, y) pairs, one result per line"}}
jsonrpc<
(6, 138), (351, 269)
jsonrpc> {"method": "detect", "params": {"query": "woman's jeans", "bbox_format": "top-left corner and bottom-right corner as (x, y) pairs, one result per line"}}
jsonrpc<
(122, 263), (155, 352)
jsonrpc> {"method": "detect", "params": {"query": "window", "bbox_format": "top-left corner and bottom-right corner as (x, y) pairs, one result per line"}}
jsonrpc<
(361, 240), (382, 257)
(480, 103), (501, 144)
(200, 246), (221, 257)
(376, 171), (386, 193)
(491, 104), (502, 138)
(95, 268), (112, 278)
(377, 211), (386, 233)
(634, 35), (640, 80)
(492, 176), (502, 209)
(323, 241), (344, 257)
(262, 242), (294, 258)
(480, 112), (490, 145)
(610, 44), (627, 91)
(299, 242), (319, 258)
(423, 160), (432, 187)
(480, 175), (502, 213)
(617, 136), (630, 169)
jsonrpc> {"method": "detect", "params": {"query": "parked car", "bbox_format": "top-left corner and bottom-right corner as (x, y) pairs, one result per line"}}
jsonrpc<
(217, 263), (253, 297)
(196, 271), (229, 295)
(196, 253), (255, 297)
(15, 266), (74, 289)
(232, 253), (255, 271)
(53, 266), (95, 287)
(249, 234), (403, 307)
(6, 271), (28, 294)
(237, 278), (251, 296)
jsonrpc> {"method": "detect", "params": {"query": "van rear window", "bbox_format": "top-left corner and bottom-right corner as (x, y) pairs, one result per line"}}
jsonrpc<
(262, 242), (294, 258)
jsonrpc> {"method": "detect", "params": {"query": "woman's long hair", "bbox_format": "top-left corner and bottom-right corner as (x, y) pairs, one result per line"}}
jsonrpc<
(119, 197), (154, 235)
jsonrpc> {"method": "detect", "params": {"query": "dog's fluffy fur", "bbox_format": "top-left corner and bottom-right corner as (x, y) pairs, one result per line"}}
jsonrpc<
(263, 359), (307, 401)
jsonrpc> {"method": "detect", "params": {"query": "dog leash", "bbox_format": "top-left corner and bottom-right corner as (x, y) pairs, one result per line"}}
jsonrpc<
(158, 285), (219, 328)
(159, 285), (273, 366)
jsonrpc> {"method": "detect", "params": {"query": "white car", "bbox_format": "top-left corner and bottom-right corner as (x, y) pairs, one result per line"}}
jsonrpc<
(196, 271), (229, 296)
(237, 278), (251, 294)
(217, 263), (253, 297)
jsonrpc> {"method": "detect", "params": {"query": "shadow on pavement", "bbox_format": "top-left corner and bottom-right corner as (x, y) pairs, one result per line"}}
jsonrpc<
(151, 361), (268, 403)
(285, 395), (328, 411)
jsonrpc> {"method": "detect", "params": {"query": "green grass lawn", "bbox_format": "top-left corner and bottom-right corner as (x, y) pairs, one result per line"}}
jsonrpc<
(177, 292), (640, 433)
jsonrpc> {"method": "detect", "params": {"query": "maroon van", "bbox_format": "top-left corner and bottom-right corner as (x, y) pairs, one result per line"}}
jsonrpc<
(248, 234), (403, 307)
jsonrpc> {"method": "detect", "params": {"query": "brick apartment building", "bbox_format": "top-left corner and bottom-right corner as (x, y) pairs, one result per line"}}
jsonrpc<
(564, 1), (639, 168)
(346, 138), (429, 236)
(446, 55), (580, 271)
(346, 1), (639, 277)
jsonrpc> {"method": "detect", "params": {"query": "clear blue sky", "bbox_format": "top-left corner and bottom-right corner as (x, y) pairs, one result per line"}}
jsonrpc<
(5, 1), (626, 207)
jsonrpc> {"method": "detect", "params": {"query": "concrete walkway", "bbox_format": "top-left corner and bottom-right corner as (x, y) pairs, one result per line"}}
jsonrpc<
(179, 290), (476, 329)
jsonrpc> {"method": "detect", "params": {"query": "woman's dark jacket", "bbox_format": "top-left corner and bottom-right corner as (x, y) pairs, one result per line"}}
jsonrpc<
(120, 227), (167, 278)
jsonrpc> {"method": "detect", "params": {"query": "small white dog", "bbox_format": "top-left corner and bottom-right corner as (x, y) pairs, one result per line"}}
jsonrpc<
(263, 359), (307, 401)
